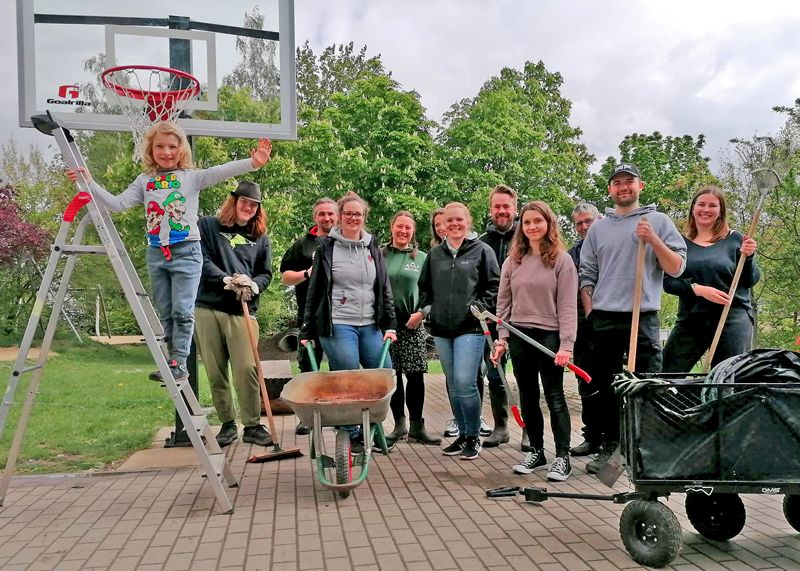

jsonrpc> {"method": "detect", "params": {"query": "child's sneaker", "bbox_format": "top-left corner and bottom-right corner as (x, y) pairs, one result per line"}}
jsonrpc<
(442, 435), (466, 456)
(459, 437), (482, 461)
(546, 456), (572, 481)
(479, 417), (492, 437)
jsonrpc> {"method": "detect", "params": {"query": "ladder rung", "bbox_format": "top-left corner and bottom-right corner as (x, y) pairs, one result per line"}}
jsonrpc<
(209, 453), (226, 477)
(19, 364), (44, 374)
(57, 245), (107, 255)
(189, 415), (209, 433)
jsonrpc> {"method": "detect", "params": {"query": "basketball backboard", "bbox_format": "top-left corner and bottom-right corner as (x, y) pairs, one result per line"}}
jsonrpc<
(17, 0), (296, 140)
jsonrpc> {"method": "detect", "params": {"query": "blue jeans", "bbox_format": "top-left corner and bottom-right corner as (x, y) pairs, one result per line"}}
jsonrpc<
(435, 334), (484, 438)
(146, 241), (202, 366)
(319, 324), (393, 370)
(319, 324), (393, 440)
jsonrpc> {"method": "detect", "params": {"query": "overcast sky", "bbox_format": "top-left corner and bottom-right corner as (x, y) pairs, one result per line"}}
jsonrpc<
(2, 0), (798, 173)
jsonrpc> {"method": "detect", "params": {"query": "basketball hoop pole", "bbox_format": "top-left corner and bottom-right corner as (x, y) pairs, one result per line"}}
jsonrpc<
(165, 14), (198, 448)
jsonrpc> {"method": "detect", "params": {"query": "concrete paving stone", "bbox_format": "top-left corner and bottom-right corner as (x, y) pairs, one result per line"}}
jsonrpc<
(375, 553), (407, 570)
(322, 557), (351, 570)
(322, 538), (349, 559)
(8, 545), (47, 565)
(219, 548), (247, 567)
(270, 561), (299, 571)
(298, 549), (325, 570)
(271, 543), (298, 563)
(194, 540), (225, 561)
(247, 538), (271, 556)
(349, 545), (377, 566)
(83, 548), (120, 568)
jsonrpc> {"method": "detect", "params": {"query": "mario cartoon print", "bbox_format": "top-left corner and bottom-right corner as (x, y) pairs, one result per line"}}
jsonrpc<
(146, 201), (165, 247)
(163, 191), (189, 243)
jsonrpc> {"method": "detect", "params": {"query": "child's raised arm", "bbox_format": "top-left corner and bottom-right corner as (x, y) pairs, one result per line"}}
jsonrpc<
(250, 138), (272, 169)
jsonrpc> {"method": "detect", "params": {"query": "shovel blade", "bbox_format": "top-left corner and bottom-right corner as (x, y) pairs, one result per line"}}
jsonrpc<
(596, 446), (625, 487)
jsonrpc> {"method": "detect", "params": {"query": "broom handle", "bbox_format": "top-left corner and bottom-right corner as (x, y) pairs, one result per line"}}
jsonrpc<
(628, 236), (647, 372)
(242, 301), (279, 444)
(704, 195), (767, 371)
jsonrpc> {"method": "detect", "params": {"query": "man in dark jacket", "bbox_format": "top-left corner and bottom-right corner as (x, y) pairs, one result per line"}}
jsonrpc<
(477, 185), (517, 449)
(195, 181), (273, 448)
(567, 203), (601, 456)
(280, 197), (337, 434)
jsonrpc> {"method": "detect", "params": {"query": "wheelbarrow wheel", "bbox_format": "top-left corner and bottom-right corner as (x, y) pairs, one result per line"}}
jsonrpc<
(619, 500), (682, 568)
(783, 495), (800, 532)
(685, 492), (745, 541)
(334, 429), (352, 499)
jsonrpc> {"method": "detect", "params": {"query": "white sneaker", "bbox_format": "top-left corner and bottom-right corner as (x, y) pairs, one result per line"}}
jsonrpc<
(479, 417), (492, 437)
(443, 418), (460, 438)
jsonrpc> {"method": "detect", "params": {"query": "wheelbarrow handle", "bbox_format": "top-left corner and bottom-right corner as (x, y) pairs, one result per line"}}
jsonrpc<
(303, 341), (319, 372)
(378, 338), (392, 368)
(303, 337), (392, 371)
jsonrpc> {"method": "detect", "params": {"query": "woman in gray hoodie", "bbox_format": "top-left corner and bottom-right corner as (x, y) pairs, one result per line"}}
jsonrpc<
(300, 192), (397, 451)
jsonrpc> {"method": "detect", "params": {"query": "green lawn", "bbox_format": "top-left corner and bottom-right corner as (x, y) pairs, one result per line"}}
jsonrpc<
(0, 339), (212, 474)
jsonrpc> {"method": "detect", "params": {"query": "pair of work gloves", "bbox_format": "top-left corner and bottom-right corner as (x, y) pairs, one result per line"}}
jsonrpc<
(223, 273), (259, 302)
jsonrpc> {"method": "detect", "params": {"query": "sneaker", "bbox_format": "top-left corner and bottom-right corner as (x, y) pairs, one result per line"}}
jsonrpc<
(569, 439), (601, 457)
(169, 362), (189, 381)
(295, 421), (310, 436)
(442, 435), (467, 456)
(479, 417), (492, 437)
(546, 456), (572, 481)
(586, 442), (617, 474)
(512, 449), (548, 475)
(460, 437), (482, 461)
(242, 425), (273, 447)
(215, 420), (238, 448)
(443, 419), (460, 438)
(149, 360), (183, 382)
(347, 436), (367, 456)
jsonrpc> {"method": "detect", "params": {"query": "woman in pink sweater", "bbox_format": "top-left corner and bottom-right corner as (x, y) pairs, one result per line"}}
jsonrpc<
(491, 201), (578, 481)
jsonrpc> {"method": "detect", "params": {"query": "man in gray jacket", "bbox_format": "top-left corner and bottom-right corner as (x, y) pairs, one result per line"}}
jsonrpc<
(579, 163), (686, 474)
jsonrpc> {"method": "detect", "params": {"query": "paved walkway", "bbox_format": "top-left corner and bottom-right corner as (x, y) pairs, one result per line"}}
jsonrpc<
(2, 374), (800, 570)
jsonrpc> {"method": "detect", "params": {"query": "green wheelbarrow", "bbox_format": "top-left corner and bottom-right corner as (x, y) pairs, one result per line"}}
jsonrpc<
(281, 340), (395, 499)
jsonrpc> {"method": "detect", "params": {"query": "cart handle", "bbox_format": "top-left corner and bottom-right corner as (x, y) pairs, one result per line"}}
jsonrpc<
(303, 337), (392, 371)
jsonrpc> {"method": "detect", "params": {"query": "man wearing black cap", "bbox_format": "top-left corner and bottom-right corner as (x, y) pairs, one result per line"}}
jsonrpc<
(579, 163), (686, 474)
(195, 181), (274, 448)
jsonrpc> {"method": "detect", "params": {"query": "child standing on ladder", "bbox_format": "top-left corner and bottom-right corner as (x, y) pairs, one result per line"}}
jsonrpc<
(67, 121), (272, 381)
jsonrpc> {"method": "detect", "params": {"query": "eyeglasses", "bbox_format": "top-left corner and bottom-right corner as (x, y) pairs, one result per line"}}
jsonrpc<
(342, 211), (364, 219)
(574, 219), (595, 228)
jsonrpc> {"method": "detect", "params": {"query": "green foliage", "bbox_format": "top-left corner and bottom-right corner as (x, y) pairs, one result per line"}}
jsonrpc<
(592, 132), (718, 218)
(438, 61), (595, 220)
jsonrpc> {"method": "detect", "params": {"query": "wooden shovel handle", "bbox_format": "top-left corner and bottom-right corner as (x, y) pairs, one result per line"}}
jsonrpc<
(628, 236), (647, 372)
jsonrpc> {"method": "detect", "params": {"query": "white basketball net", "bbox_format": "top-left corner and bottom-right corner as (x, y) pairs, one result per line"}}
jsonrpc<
(102, 66), (200, 162)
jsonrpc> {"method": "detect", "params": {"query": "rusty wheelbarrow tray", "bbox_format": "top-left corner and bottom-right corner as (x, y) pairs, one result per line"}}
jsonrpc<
(281, 340), (395, 498)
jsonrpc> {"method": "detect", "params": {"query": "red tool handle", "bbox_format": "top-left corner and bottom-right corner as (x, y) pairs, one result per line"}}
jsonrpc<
(511, 405), (525, 428)
(567, 362), (591, 383)
(63, 192), (91, 222)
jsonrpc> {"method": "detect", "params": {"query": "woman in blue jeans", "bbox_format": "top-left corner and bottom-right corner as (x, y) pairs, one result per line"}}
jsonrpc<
(418, 202), (500, 461)
(300, 191), (397, 452)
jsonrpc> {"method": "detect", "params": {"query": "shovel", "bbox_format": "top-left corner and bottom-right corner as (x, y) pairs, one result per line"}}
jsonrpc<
(596, 228), (647, 487)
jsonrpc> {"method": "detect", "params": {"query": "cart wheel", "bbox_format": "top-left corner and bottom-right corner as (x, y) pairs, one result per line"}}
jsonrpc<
(783, 495), (800, 532)
(685, 492), (745, 541)
(619, 500), (682, 568)
(334, 430), (352, 499)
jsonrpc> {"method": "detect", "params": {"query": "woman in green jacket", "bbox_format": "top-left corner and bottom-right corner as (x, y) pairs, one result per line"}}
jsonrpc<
(383, 211), (441, 446)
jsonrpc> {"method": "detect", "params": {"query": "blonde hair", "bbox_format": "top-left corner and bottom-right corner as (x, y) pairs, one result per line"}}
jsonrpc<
(140, 121), (194, 175)
(443, 202), (473, 229)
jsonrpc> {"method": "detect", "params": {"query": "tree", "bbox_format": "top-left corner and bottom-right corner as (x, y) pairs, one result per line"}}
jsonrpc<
(591, 132), (717, 218)
(223, 7), (280, 100)
(717, 99), (800, 349)
(296, 42), (386, 121)
(437, 61), (595, 220)
(0, 183), (51, 339)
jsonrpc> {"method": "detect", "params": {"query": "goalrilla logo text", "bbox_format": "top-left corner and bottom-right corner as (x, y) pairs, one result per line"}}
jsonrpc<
(47, 85), (92, 106)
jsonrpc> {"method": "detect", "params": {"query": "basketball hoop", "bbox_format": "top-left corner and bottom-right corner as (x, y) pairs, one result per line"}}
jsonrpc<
(101, 65), (201, 161)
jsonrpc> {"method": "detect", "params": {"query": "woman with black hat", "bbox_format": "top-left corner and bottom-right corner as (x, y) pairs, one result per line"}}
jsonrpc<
(194, 181), (274, 448)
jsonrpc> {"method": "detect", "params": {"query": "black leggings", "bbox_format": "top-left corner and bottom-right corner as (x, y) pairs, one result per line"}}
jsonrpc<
(508, 326), (571, 456)
(389, 371), (425, 421)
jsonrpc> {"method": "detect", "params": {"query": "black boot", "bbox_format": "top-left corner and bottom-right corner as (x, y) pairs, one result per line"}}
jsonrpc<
(482, 386), (509, 448)
(385, 416), (408, 446)
(408, 419), (442, 445)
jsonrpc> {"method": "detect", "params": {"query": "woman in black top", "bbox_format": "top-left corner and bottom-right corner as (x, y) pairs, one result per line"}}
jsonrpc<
(662, 186), (759, 372)
(195, 181), (273, 448)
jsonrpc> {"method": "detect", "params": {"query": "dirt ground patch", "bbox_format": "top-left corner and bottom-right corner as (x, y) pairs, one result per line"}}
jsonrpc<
(0, 347), (58, 361)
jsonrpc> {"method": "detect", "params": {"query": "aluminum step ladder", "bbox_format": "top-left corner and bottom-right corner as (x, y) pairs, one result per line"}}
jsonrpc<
(0, 117), (238, 513)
